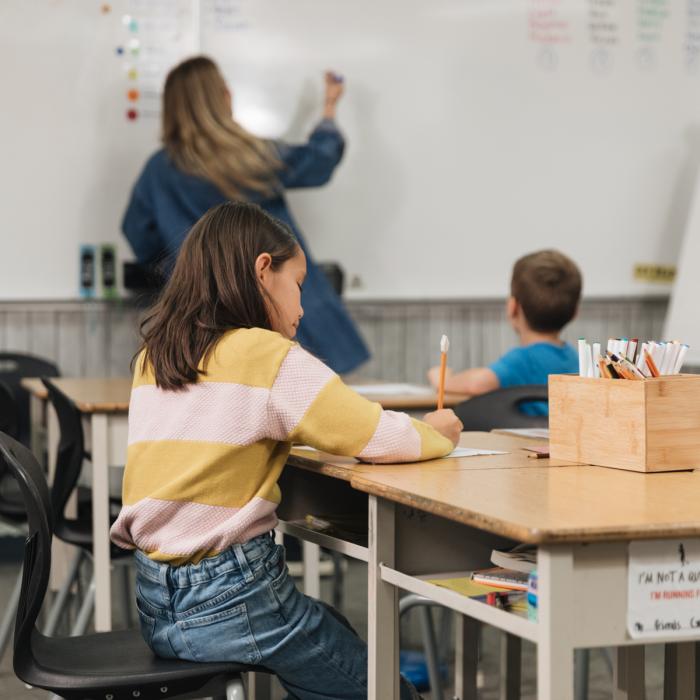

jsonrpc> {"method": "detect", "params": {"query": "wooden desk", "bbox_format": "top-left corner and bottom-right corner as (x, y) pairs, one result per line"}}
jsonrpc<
(345, 442), (700, 699)
(22, 377), (131, 631)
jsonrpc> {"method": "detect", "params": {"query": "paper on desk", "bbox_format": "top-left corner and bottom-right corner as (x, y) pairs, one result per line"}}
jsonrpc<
(447, 447), (507, 458)
(292, 445), (507, 458)
(349, 383), (434, 396)
(497, 428), (549, 440)
(628, 539), (700, 639)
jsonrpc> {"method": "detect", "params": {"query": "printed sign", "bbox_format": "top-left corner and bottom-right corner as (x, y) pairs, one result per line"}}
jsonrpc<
(628, 539), (700, 639)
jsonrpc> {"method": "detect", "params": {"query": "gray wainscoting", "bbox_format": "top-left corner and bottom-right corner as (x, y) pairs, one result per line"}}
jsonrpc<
(0, 297), (669, 382)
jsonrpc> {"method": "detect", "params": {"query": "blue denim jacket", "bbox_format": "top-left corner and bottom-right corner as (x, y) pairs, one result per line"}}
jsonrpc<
(122, 120), (369, 375)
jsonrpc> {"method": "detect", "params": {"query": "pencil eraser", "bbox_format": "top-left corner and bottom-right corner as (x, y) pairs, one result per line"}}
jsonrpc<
(440, 334), (450, 353)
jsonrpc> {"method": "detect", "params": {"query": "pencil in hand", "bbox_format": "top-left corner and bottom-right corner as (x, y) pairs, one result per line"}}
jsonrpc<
(438, 334), (449, 410)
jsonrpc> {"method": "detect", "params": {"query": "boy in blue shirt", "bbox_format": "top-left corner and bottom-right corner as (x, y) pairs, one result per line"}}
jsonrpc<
(428, 250), (581, 414)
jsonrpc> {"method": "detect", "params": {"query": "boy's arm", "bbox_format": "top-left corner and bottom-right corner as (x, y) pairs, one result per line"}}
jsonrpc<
(427, 366), (500, 396)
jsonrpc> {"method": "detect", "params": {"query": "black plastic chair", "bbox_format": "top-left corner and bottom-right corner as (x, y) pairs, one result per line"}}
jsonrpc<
(0, 381), (26, 660)
(453, 385), (549, 431)
(0, 430), (264, 700)
(0, 380), (19, 440)
(0, 352), (59, 448)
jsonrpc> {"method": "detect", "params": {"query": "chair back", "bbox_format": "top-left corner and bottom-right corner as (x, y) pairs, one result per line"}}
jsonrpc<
(0, 432), (52, 668)
(0, 380), (19, 441)
(454, 385), (549, 431)
(0, 353), (59, 447)
(40, 379), (85, 527)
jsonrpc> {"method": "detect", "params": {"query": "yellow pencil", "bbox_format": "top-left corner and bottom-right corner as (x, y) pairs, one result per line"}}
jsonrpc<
(438, 334), (449, 410)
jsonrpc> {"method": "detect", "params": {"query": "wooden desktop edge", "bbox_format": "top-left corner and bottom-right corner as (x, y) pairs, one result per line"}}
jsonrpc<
(20, 377), (130, 414)
(347, 474), (700, 545)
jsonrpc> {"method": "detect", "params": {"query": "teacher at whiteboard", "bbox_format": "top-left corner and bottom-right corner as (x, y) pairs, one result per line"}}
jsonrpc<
(122, 55), (368, 374)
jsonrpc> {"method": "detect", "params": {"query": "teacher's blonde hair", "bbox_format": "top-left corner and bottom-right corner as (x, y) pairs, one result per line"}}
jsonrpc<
(162, 56), (280, 199)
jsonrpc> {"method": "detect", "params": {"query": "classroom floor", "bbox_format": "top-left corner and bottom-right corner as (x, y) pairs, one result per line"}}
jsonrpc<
(0, 557), (668, 700)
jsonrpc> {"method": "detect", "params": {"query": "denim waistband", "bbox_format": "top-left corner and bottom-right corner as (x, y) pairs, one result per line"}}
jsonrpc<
(134, 531), (276, 587)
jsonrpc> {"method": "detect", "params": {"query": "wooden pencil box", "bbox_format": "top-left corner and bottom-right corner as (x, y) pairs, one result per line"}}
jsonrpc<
(548, 373), (700, 473)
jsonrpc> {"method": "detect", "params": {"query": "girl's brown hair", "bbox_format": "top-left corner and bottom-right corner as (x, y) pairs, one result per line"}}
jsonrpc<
(163, 55), (280, 199)
(138, 202), (299, 390)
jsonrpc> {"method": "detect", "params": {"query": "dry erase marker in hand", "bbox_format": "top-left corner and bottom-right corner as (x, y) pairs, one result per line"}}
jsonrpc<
(438, 334), (449, 409)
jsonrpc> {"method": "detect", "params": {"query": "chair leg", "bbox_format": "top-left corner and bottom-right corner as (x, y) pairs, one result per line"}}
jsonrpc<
(43, 548), (83, 636)
(418, 605), (444, 700)
(0, 566), (23, 659)
(70, 576), (96, 636)
(399, 595), (445, 700)
(119, 561), (134, 628)
(330, 551), (344, 610)
(501, 633), (521, 700)
(226, 676), (247, 699)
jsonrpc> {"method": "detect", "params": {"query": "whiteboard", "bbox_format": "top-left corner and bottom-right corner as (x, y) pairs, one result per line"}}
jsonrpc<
(2, 0), (699, 300)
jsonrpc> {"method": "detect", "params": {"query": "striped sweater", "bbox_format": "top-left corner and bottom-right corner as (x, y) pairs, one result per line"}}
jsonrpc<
(110, 328), (453, 564)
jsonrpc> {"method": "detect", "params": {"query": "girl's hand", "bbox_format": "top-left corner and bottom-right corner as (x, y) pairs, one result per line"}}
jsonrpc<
(323, 71), (344, 119)
(423, 409), (463, 447)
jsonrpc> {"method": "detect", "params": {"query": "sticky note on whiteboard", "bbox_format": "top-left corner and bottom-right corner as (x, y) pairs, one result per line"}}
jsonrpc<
(628, 539), (700, 639)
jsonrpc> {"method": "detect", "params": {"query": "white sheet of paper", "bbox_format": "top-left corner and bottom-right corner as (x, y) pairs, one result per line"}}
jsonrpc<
(292, 446), (507, 459)
(349, 383), (434, 396)
(497, 428), (550, 440)
(628, 539), (700, 639)
(447, 447), (508, 458)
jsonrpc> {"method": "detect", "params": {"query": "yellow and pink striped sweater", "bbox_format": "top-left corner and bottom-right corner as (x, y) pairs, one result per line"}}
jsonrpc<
(110, 328), (453, 564)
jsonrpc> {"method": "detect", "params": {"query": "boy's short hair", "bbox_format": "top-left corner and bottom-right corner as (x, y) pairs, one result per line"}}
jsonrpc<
(511, 250), (582, 333)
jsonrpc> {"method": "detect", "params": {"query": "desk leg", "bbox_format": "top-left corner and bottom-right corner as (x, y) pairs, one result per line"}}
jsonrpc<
(454, 615), (479, 700)
(368, 495), (398, 700)
(302, 541), (321, 599)
(537, 546), (574, 700)
(91, 413), (112, 632)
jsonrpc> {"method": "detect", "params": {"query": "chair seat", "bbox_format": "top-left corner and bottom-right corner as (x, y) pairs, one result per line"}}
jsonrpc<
(18, 629), (263, 700)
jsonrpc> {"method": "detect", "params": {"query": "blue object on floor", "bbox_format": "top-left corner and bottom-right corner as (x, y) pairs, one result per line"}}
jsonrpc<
(400, 650), (448, 692)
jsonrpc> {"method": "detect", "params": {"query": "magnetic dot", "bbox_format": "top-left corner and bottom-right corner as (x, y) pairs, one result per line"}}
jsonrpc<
(129, 19), (139, 32)
(115, 46), (124, 56)
(127, 69), (138, 80)
(126, 109), (138, 121)
(101, 4), (112, 14)
(127, 89), (140, 101)
(122, 14), (131, 26)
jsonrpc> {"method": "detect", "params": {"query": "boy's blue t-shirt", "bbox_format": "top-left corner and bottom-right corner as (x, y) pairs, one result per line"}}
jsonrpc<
(489, 342), (579, 416)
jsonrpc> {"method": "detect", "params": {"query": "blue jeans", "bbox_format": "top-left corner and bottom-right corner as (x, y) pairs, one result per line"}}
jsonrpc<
(134, 532), (420, 700)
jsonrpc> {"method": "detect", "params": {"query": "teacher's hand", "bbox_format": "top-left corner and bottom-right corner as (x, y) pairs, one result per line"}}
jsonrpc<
(323, 71), (344, 119)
